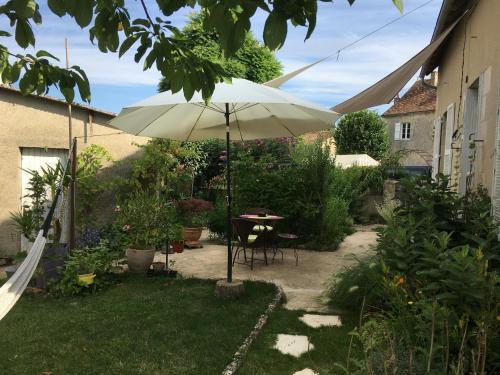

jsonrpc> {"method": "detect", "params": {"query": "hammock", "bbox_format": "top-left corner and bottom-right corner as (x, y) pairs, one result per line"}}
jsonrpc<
(0, 142), (74, 321)
(0, 230), (47, 320)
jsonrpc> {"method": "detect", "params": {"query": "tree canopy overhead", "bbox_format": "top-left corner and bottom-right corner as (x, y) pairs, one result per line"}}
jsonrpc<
(0, 1), (403, 103)
(159, 12), (282, 92)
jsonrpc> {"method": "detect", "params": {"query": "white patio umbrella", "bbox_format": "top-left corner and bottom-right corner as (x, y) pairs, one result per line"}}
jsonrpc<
(110, 78), (339, 282)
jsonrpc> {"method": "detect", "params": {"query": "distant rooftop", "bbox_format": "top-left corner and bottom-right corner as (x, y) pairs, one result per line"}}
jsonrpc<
(382, 79), (436, 117)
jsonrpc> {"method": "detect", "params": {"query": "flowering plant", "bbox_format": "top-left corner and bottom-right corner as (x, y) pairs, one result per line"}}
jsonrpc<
(174, 198), (214, 227)
(114, 191), (175, 250)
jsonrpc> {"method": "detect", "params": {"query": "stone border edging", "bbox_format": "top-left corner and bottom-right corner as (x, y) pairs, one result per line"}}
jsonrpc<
(222, 283), (284, 375)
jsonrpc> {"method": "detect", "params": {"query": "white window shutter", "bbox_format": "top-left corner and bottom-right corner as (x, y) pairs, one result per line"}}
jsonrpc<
(432, 117), (442, 179)
(394, 122), (401, 140)
(493, 103), (500, 220)
(494, 138), (500, 219)
(443, 104), (455, 175)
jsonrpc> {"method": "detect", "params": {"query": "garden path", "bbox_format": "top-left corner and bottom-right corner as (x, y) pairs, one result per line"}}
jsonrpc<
(154, 225), (378, 312)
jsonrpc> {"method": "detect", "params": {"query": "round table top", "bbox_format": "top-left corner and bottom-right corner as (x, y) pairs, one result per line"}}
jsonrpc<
(239, 214), (284, 220)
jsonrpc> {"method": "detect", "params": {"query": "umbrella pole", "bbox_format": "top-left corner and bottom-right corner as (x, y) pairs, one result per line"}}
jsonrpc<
(225, 103), (233, 283)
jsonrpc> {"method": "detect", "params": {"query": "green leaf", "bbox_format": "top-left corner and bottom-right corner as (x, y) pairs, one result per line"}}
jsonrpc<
(47, 0), (67, 17)
(182, 76), (195, 101)
(392, 0), (404, 13)
(134, 44), (148, 63)
(19, 70), (36, 94)
(75, 0), (94, 28)
(143, 49), (156, 70)
(263, 12), (287, 51)
(15, 19), (35, 48)
(35, 50), (59, 61)
(107, 31), (119, 52)
(0, 31), (12, 37)
(12, 0), (37, 19)
(60, 86), (75, 103)
(304, 0), (318, 41)
(71, 65), (91, 102)
(119, 34), (139, 58)
(9, 61), (22, 82)
(132, 18), (150, 27)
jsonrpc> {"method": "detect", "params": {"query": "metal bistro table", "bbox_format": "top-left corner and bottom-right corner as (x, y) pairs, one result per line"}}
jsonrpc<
(238, 214), (284, 266)
(239, 214), (284, 222)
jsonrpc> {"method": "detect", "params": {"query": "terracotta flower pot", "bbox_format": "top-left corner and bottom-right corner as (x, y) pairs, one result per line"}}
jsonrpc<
(182, 227), (203, 242)
(171, 240), (184, 253)
(126, 248), (156, 273)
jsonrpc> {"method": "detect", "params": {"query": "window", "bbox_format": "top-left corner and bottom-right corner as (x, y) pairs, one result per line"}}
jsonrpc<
(401, 122), (411, 139)
(395, 122), (411, 140)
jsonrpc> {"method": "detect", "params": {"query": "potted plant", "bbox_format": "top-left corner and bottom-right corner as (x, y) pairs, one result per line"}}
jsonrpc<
(76, 255), (96, 286)
(169, 223), (184, 253)
(116, 191), (173, 273)
(175, 198), (213, 245)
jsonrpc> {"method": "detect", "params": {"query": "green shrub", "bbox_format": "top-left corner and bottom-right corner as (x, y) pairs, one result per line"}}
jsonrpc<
(316, 197), (352, 250)
(51, 241), (120, 296)
(207, 198), (232, 239)
(333, 110), (389, 160)
(114, 191), (176, 249)
(327, 256), (384, 312)
(332, 175), (500, 374)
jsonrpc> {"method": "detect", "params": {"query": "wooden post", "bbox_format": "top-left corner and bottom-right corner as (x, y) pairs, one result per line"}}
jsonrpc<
(69, 138), (77, 249)
(65, 38), (73, 148)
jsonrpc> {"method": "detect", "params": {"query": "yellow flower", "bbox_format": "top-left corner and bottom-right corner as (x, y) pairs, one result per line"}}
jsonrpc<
(408, 301), (414, 305)
(395, 276), (405, 286)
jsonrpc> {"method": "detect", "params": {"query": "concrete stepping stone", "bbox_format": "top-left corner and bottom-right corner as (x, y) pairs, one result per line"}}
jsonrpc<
(293, 369), (318, 375)
(299, 314), (342, 328)
(273, 334), (314, 357)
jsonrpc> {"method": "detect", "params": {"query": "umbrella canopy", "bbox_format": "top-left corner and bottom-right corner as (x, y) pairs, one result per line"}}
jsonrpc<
(109, 78), (338, 140)
(110, 78), (338, 284)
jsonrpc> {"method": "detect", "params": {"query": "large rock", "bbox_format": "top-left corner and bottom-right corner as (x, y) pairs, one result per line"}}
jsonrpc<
(215, 279), (245, 299)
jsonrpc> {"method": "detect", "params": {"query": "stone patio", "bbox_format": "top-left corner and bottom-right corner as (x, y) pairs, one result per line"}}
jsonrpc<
(155, 225), (378, 311)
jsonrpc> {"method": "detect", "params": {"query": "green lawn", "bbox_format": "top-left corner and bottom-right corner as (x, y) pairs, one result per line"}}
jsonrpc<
(239, 308), (358, 375)
(0, 275), (276, 375)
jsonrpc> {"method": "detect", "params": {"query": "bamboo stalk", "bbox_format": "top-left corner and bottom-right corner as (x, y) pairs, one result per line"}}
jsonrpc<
(457, 318), (469, 375)
(427, 300), (437, 373)
(409, 347), (414, 375)
(444, 318), (450, 373)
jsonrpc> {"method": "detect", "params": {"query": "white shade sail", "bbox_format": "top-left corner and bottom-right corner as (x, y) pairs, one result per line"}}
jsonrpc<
(332, 14), (465, 114)
(264, 56), (331, 88)
(109, 78), (339, 141)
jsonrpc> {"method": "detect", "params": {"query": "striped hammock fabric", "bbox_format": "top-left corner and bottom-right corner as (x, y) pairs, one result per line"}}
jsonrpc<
(0, 230), (47, 320)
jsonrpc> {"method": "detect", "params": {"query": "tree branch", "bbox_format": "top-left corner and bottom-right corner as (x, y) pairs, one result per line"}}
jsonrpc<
(139, 0), (155, 26)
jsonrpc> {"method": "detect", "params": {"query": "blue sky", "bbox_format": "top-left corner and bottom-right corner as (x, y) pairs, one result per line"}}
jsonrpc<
(1, 0), (442, 113)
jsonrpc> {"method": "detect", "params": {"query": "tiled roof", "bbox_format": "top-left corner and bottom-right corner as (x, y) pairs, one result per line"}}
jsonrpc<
(382, 79), (436, 117)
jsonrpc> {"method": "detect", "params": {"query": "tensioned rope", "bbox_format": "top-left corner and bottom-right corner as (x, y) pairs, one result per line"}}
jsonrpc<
(334, 0), (437, 61)
(265, 0), (437, 88)
(0, 141), (75, 321)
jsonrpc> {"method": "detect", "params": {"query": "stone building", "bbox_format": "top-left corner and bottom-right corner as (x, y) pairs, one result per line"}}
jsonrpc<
(382, 75), (437, 170)
(420, 0), (500, 210)
(0, 85), (148, 256)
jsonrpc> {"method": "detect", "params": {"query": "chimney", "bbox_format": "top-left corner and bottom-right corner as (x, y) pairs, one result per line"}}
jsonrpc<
(430, 71), (439, 86)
